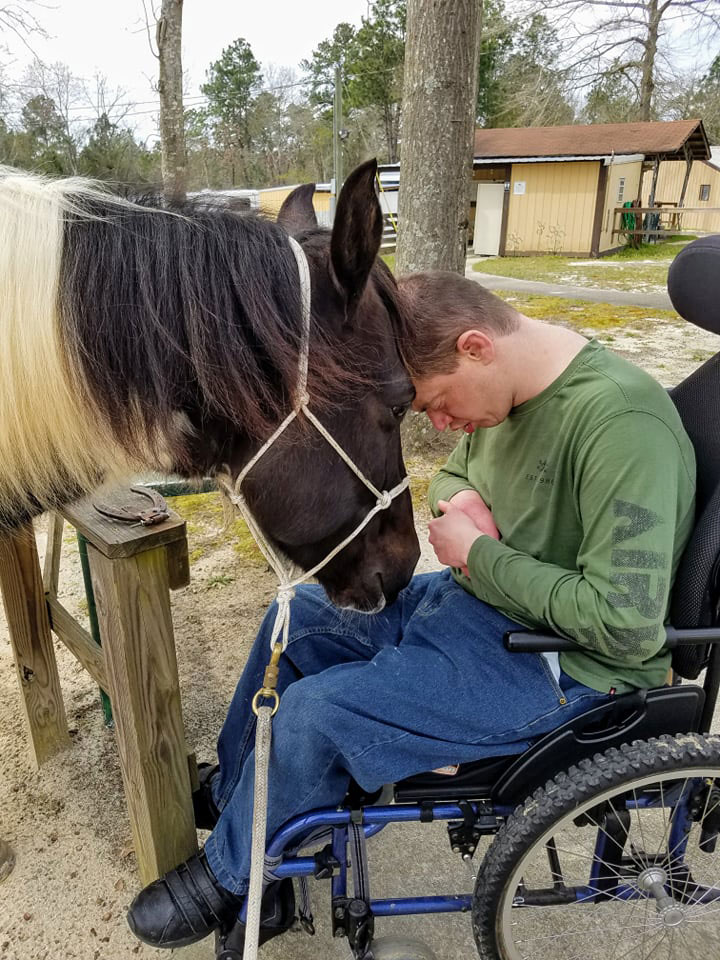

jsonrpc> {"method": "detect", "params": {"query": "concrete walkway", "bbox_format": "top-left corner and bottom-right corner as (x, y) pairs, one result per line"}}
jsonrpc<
(466, 265), (673, 311)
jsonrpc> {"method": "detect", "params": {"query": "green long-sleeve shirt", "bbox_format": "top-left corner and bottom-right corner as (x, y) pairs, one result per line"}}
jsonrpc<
(428, 339), (696, 693)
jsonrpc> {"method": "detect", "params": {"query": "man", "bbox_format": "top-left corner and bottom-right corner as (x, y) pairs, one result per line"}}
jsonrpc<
(127, 272), (696, 954)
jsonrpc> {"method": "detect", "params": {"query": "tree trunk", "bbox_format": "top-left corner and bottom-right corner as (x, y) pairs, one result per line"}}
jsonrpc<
(639, 0), (659, 121)
(396, 0), (482, 275)
(156, 0), (186, 203)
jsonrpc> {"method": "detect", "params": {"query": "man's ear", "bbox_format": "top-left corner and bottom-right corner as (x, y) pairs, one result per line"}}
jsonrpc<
(330, 158), (383, 317)
(457, 329), (494, 363)
(277, 183), (318, 233)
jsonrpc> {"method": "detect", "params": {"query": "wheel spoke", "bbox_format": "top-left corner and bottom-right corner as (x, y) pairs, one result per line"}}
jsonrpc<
(487, 757), (720, 960)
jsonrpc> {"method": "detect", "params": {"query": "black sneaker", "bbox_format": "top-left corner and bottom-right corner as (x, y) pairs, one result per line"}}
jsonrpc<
(193, 762), (221, 831)
(215, 879), (296, 958)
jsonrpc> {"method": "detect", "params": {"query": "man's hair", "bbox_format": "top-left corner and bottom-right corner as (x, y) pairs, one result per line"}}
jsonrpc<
(397, 270), (521, 379)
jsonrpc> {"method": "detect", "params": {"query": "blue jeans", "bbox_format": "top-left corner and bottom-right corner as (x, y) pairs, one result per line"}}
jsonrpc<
(204, 569), (609, 895)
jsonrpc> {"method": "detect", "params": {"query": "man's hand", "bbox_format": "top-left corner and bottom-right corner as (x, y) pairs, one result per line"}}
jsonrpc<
(445, 490), (500, 540)
(428, 501), (485, 573)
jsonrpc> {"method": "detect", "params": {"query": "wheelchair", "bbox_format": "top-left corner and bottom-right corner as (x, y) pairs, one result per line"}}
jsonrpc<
(242, 236), (720, 960)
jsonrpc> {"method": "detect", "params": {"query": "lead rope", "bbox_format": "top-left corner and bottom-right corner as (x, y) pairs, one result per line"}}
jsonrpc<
(218, 237), (409, 960)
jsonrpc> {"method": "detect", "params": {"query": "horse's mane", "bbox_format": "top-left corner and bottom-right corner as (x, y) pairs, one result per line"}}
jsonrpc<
(0, 167), (405, 523)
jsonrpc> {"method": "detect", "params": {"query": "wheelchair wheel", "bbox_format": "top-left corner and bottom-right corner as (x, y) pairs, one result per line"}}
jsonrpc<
(472, 734), (720, 959)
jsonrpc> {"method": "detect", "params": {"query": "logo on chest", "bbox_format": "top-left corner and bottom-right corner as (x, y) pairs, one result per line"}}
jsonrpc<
(525, 459), (555, 486)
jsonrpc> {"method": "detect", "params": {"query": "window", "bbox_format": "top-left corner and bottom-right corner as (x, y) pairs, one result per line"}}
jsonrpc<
(617, 178), (626, 203)
(700, 184), (711, 202)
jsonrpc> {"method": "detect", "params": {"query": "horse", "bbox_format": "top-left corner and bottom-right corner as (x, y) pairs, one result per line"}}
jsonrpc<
(0, 159), (420, 610)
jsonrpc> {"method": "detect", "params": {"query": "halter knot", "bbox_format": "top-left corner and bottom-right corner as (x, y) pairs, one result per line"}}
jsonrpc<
(277, 584), (296, 605)
(296, 390), (311, 409)
(377, 491), (392, 510)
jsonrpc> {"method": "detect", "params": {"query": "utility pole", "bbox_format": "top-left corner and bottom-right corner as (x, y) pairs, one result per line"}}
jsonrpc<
(332, 66), (344, 217)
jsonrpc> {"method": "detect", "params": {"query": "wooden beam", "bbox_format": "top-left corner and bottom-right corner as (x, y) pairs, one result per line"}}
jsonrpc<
(678, 143), (693, 210)
(87, 542), (196, 883)
(590, 162), (608, 258)
(42, 513), (64, 598)
(497, 164), (512, 257)
(0, 525), (70, 765)
(46, 596), (108, 691)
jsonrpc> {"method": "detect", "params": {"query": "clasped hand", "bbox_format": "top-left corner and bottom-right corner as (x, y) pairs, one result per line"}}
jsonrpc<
(427, 489), (500, 576)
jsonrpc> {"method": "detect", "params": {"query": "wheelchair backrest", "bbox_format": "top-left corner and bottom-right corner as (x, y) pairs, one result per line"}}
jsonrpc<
(667, 235), (720, 679)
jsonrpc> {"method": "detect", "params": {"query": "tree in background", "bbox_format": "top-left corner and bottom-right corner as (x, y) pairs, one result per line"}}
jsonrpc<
(476, 4), (574, 127)
(396, 0), (482, 273)
(582, 65), (640, 123)
(692, 55), (720, 141)
(522, 0), (720, 123)
(303, 22), (358, 112)
(0, 0), (47, 49)
(345, 0), (406, 161)
(302, 2), (406, 167)
(154, 0), (187, 202)
(200, 37), (262, 185)
(78, 113), (155, 185)
(15, 93), (71, 172)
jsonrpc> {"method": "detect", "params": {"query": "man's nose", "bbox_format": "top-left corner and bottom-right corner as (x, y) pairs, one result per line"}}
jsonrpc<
(428, 410), (451, 431)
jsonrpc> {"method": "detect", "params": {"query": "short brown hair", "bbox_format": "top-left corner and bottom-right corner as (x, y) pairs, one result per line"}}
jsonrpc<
(397, 271), (521, 378)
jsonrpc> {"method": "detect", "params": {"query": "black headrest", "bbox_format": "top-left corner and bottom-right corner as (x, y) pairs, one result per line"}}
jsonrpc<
(668, 235), (720, 335)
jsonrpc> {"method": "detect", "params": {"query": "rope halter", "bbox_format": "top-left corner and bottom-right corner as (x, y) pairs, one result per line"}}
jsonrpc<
(219, 236), (410, 657)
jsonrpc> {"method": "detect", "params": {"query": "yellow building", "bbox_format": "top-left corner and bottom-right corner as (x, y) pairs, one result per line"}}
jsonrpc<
(641, 148), (720, 234)
(255, 184), (332, 223)
(469, 119), (709, 257)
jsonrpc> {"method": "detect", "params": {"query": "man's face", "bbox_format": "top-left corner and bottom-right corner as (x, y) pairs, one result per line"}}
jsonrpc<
(412, 352), (512, 433)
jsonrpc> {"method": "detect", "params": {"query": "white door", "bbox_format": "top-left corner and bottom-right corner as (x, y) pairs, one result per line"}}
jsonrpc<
(473, 182), (505, 256)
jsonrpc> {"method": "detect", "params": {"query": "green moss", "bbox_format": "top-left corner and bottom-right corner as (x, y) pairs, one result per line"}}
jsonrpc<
(406, 455), (447, 510)
(167, 492), (264, 568)
(493, 290), (679, 330)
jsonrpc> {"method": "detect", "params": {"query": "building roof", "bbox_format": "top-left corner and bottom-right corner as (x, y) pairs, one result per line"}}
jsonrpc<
(708, 146), (720, 170)
(474, 120), (709, 162)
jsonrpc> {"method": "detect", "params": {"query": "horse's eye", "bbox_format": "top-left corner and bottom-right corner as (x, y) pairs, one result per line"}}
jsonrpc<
(391, 403), (409, 420)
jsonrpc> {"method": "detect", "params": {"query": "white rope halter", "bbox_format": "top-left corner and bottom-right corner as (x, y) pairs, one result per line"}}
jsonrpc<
(220, 236), (410, 652)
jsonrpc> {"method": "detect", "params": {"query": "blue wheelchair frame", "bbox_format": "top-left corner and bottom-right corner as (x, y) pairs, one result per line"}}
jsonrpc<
(236, 630), (720, 950)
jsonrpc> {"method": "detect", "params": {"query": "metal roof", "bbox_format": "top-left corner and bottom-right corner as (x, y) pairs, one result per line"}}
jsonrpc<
(474, 120), (709, 162)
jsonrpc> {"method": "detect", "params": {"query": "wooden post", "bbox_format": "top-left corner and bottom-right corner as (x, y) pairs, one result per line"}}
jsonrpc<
(87, 541), (196, 883)
(0, 524), (70, 766)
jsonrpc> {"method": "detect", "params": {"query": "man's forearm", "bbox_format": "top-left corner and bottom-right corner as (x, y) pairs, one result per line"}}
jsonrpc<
(466, 537), (668, 667)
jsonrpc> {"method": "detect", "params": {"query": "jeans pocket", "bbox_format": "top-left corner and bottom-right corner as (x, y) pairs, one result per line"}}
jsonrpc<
(536, 654), (568, 705)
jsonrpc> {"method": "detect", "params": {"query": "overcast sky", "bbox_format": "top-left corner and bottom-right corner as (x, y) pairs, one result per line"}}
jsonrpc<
(2, 0), (372, 137)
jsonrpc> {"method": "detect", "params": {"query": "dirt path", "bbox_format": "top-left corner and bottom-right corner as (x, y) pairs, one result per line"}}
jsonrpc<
(1, 315), (719, 960)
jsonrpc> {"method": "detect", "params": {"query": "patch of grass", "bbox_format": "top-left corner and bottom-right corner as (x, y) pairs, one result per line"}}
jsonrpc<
(406, 455), (447, 510)
(381, 253), (395, 272)
(493, 290), (679, 330)
(167, 491), (265, 568)
(612, 236), (695, 261)
(473, 255), (671, 292)
(206, 573), (235, 589)
(472, 236), (693, 292)
(690, 349), (715, 364)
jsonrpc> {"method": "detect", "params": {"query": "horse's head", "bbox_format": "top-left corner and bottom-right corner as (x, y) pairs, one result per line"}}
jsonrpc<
(227, 160), (419, 611)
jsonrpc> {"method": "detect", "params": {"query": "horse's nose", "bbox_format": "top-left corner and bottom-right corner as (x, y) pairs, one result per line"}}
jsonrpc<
(377, 541), (420, 605)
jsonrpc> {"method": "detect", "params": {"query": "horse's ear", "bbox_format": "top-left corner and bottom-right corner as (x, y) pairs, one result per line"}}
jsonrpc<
(277, 183), (318, 233)
(330, 159), (382, 316)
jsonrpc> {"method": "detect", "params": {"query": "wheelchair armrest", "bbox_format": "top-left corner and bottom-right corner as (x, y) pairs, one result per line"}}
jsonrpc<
(504, 630), (579, 653)
(504, 626), (720, 653)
